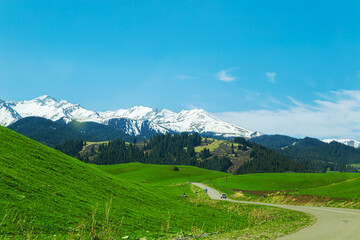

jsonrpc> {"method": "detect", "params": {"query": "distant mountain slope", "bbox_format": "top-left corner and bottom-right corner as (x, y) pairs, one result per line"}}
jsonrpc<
(7, 117), (86, 147)
(280, 137), (360, 172)
(250, 134), (299, 149)
(250, 135), (360, 173)
(8, 117), (135, 147)
(1, 95), (259, 138)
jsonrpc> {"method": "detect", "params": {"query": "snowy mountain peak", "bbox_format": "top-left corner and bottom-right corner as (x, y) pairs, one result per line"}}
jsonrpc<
(0, 95), (258, 138)
(322, 139), (360, 149)
(36, 95), (54, 101)
(32, 95), (58, 104)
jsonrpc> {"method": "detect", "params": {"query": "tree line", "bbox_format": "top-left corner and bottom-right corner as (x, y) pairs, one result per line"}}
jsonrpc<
(55, 133), (315, 174)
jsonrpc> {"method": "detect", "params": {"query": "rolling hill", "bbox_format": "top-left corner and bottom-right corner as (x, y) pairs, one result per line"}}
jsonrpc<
(0, 126), (312, 239)
(0, 126), (246, 238)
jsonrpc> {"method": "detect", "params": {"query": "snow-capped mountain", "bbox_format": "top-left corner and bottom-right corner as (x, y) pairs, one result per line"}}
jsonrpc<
(0, 95), (260, 138)
(322, 139), (360, 149)
(0, 100), (22, 126)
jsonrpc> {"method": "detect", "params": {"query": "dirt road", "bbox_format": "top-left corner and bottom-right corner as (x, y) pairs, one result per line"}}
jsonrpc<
(192, 182), (360, 240)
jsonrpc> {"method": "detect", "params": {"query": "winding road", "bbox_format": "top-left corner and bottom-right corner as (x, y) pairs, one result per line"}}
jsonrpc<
(192, 182), (360, 240)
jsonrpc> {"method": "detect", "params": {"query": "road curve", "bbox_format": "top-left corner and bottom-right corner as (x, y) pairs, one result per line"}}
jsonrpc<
(192, 182), (360, 240)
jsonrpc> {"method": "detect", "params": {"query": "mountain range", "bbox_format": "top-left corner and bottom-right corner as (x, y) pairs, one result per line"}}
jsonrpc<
(0, 95), (261, 139)
(251, 135), (360, 172)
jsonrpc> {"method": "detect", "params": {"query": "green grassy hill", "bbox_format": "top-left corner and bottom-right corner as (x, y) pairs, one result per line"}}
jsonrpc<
(96, 162), (226, 185)
(0, 126), (312, 239)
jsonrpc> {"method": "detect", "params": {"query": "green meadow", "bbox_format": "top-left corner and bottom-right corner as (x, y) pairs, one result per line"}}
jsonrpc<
(96, 162), (226, 185)
(0, 126), (312, 239)
(100, 163), (360, 206)
(208, 173), (360, 200)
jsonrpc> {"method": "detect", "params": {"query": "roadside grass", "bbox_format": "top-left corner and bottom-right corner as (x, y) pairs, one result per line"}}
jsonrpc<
(211, 172), (360, 192)
(207, 172), (360, 209)
(297, 177), (360, 199)
(189, 186), (315, 240)
(97, 163), (315, 239)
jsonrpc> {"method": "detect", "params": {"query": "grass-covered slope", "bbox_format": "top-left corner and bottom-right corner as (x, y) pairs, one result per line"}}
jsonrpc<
(0, 126), (247, 238)
(0, 127), (313, 239)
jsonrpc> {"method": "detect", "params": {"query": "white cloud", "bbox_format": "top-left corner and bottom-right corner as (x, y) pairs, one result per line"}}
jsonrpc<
(175, 75), (196, 79)
(214, 90), (360, 140)
(216, 68), (237, 82)
(265, 72), (276, 83)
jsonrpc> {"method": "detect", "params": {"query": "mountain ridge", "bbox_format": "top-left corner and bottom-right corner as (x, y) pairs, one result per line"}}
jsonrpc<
(322, 138), (360, 149)
(1, 95), (261, 138)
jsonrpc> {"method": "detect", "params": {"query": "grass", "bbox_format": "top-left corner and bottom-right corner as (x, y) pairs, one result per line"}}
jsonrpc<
(0, 126), (313, 239)
(100, 163), (360, 209)
(194, 138), (226, 153)
(298, 177), (360, 199)
(209, 172), (360, 199)
(0, 127), (244, 238)
(211, 172), (360, 192)
(205, 172), (360, 209)
(99, 163), (314, 239)
(83, 141), (109, 148)
(96, 162), (226, 185)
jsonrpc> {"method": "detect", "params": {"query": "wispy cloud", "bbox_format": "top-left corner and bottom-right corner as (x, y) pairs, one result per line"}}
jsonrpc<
(175, 75), (196, 80)
(216, 68), (237, 82)
(287, 96), (306, 107)
(214, 90), (360, 140)
(265, 72), (276, 83)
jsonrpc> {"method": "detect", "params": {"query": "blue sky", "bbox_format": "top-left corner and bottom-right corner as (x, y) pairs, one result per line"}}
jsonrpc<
(1, 1), (360, 138)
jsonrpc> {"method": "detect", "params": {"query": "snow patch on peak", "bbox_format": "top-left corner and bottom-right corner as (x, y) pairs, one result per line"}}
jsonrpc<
(0, 101), (22, 126)
(36, 95), (54, 100)
(322, 139), (360, 149)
